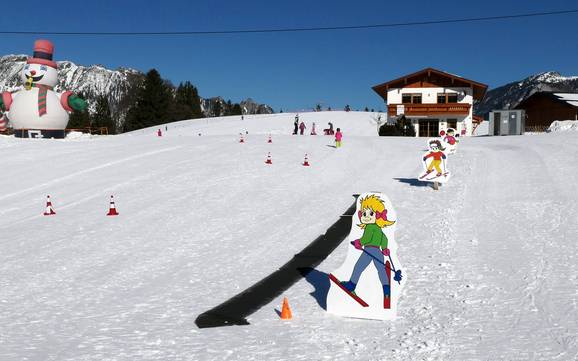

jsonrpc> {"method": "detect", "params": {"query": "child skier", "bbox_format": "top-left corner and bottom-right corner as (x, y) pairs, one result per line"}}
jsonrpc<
(341, 195), (395, 307)
(311, 122), (317, 135)
(299, 121), (306, 135)
(335, 128), (342, 147)
(422, 139), (446, 177)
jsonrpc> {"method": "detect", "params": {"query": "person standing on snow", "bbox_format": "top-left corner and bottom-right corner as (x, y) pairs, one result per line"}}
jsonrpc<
(335, 128), (343, 147)
(299, 121), (306, 135)
(293, 114), (299, 135)
(311, 122), (317, 135)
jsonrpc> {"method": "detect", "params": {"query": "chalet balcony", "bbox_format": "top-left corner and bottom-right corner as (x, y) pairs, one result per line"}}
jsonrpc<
(388, 103), (471, 117)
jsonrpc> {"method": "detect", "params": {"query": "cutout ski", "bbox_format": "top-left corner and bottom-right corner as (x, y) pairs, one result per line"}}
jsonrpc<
(327, 192), (405, 320)
(418, 139), (451, 183)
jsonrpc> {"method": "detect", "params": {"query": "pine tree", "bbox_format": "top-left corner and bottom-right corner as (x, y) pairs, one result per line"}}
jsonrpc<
(67, 92), (90, 129)
(225, 100), (233, 115)
(123, 69), (173, 132)
(91, 95), (116, 134)
(230, 103), (243, 116)
(212, 101), (222, 117)
(68, 109), (90, 129)
(173, 81), (203, 121)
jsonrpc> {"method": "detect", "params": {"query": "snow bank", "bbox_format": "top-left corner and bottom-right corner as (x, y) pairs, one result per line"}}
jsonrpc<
(547, 120), (578, 132)
(473, 121), (489, 136)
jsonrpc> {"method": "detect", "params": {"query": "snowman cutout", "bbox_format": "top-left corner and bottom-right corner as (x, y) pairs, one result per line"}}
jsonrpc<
(327, 192), (405, 320)
(0, 40), (87, 138)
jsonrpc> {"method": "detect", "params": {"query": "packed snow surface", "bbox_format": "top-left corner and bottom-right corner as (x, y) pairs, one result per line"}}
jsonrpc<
(1, 111), (577, 361)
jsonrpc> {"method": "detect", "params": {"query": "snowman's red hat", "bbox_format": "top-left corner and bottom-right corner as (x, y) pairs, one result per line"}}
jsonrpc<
(27, 40), (57, 69)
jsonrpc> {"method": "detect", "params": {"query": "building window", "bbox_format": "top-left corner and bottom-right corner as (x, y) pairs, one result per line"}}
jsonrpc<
(418, 119), (439, 137)
(437, 93), (459, 103)
(447, 119), (457, 129)
(402, 94), (422, 104)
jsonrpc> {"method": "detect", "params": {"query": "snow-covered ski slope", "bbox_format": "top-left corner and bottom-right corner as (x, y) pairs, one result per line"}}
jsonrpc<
(1, 111), (577, 361)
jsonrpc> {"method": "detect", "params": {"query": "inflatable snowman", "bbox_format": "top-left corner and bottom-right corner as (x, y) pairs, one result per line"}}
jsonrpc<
(0, 40), (86, 138)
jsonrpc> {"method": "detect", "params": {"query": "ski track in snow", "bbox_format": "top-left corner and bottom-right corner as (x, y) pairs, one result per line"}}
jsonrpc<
(0, 113), (577, 361)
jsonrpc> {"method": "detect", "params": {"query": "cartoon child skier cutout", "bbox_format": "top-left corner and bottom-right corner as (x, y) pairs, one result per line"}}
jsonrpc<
(419, 139), (451, 183)
(327, 193), (405, 320)
(442, 128), (458, 154)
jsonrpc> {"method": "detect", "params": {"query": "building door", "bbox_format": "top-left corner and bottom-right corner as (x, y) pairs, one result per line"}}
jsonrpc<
(418, 119), (439, 137)
(493, 112), (501, 135)
(509, 112), (518, 135)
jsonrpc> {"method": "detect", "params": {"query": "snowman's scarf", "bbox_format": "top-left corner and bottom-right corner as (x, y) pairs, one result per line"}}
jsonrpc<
(31, 84), (53, 116)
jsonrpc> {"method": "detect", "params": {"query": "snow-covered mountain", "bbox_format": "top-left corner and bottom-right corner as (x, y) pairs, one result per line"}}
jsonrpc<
(475, 71), (578, 116)
(200, 96), (274, 117)
(0, 55), (273, 125)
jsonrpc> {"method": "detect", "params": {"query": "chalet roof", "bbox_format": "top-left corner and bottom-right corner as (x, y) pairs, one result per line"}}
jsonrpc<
(515, 91), (578, 109)
(372, 67), (488, 102)
(553, 93), (578, 107)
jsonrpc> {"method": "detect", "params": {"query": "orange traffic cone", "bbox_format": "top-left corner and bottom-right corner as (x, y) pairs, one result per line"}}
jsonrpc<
(265, 152), (272, 164)
(280, 297), (292, 320)
(239, 134), (245, 143)
(43, 195), (56, 216)
(268, 134), (272, 143)
(302, 154), (310, 166)
(107, 195), (119, 216)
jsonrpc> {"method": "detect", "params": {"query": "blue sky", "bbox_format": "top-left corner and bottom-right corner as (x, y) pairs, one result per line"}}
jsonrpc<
(1, 0), (577, 111)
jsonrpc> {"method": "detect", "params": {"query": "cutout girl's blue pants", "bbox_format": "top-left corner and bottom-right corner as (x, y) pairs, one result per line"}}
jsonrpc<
(350, 246), (389, 287)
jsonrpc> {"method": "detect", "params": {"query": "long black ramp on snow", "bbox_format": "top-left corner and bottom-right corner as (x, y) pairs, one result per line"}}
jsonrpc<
(195, 195), (358, 328)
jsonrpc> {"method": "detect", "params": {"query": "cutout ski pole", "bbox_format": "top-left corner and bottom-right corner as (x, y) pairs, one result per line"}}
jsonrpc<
(350, 241), (402, 284)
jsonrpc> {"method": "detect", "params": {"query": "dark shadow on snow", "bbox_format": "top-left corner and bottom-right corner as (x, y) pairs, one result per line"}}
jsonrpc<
(195, 195), (358, 328)
(393, 177), (430, 188)
(299, 267), (330, 310)
(326, 145), (337, 148)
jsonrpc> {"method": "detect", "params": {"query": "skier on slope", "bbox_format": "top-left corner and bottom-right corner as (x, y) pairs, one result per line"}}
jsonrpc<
(341, 194), (395, 307)
(335, 128), (343, 147)
(293, 114), (299, 135)
(422, 139), (446, 177)
(299, 121), (306, 135)
(311, 122), (317, 135)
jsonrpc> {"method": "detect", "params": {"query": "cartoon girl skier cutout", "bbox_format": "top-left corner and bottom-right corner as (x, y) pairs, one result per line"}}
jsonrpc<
(327, 192), (405, 320)
(442, 127), (458, 154)
(419, 139), (451, 183)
